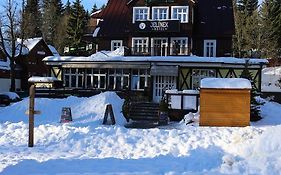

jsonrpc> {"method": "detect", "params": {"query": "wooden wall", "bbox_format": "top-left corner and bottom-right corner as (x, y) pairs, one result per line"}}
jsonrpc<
(200, 88), (250, 127)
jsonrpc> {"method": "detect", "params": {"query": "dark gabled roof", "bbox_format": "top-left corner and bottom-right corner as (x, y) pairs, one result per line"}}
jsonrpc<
(92, 0), (130, 38)
(194, 0), (235, 37)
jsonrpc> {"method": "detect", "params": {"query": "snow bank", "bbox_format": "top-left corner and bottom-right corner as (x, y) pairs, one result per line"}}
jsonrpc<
(201, 78), (252, 89)
(1, 92), (20, 100)
(0, 92), (126, 126)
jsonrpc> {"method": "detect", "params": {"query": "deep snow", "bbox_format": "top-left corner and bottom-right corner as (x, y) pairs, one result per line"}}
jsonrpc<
(0, 92), (281, 175)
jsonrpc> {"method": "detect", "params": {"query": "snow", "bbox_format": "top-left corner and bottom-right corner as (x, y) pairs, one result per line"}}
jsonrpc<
(28, 76), (58, 83)
(201, 78), (252, 89)
(43, 49), (268, 65)
(48, 45), (60, 56)
(1, 40), (29, 58)
(1, 92), (281, 174)
(17, 38), (42, 51)
(261, 66), (281, 92)
(0, 92), (20, 100)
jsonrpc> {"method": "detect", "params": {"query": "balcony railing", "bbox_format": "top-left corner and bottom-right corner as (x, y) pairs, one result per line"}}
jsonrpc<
(130, 46), (190, 56)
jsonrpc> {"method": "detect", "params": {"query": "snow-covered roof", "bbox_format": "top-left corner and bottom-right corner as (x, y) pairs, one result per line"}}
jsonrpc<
(48, 45), (60, 56)
(1, 39), (29, 58)
(43, 48), (268, 66)
(90, 9), (102, 17)
(17, 37), (42, 51)
(201, 78), (252, 89)
(28, 76), (59, 83)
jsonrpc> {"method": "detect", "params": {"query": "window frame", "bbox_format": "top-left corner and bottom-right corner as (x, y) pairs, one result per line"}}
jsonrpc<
(204, 40), (217, 57)
(171, 6), (189, 23)
(192, 69), (216, 90)
(133, 7), (150, 23)
(111, 40), (123, 51)
(152, 6), (169, 21)
(132, 37), (149, 54)
(170, 37), (189, 55)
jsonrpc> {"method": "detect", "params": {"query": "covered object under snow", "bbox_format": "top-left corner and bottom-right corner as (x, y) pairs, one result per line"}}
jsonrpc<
(200, 78), (251, 127)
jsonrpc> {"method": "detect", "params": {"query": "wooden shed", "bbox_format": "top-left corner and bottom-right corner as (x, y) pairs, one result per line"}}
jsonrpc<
(200, 78), (251, 127)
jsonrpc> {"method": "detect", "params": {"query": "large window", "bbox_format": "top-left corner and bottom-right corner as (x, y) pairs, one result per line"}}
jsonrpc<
(172, 6), (189, 23)
(63, 68), (84, 88)
(192, 69), (216, 89)
(131, 69), (150, 90)
(111, 40), (123, 51)
(108, 69), (130, 90)
(170, 37), (188, 55)
(133, 7), (149, 23)
(85, 69), (106, 89)
(152, 7), (169, 20)
(132, 37), (149, 55)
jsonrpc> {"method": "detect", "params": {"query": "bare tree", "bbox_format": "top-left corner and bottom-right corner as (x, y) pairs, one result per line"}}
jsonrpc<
(0, 0), (25, 92)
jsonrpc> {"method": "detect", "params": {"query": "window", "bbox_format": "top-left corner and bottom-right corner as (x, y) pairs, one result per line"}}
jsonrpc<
(152, 7), (169, 20)
(64, 68), (84, 88)
(133, 7), (149, 23)
(192, 69), (216, 89)
(172, 6), (189, 23)
(170, 37), (188, 55)
(85, 69), (106, 89)
(111, 40), (123, 51)
(132, 37), (149, 55)
(108, 69), (130, 90)
(131, 69), (150, 90)
(204, 40), (217, 57)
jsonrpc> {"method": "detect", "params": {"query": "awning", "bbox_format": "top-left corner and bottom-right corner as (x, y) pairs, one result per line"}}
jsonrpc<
(150, 66), (178, 76)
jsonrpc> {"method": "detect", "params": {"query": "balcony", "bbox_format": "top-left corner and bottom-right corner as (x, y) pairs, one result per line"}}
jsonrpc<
(129, 46), (190, 56)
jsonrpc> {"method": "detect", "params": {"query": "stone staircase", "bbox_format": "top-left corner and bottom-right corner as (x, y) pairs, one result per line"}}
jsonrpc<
(128, 102), (160, 122)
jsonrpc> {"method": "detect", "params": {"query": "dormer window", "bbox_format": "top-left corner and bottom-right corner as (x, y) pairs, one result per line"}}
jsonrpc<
(172, 6), (189, 23)
(152, 7), (169, 20)
(133, 7), (149, 23)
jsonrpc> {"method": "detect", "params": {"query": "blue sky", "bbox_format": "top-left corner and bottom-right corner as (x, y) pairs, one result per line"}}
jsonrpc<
(64, 0), (108, 11)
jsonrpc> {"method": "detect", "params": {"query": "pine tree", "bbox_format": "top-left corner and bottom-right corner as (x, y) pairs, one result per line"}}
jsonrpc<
(91, 3), (98, 14)
(240, 60), (263, 121)
(66, 0), (87, 55)
(23, 0), (42, 38)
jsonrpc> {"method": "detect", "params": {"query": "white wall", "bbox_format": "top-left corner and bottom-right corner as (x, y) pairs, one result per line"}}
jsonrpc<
(0, 79), (21, 92)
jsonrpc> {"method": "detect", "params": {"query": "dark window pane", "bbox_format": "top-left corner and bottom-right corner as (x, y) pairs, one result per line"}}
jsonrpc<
(116, 69), (122, 75)
(109, 69), (115, 74)
(71, 76), (76, 87)
(93, 76), (98, 88)
(123, 69), (130, 74)
(64, 68), (70, 74)
(65, 75), (70, 87)
(109, 76), (115, 89)
(93, 69), (99, 74)
(100, 76), (106, 89)
(131, 76), (139, 90)
(132, 69), (138, 75)
(71, 69), (76, 74)
(100, 69), (107, 74)
(116, 76), (122, 90)
(86, 76), (92, 88)
(140, 69), (146, 75)
(78, 76), (83, 87)
(78, 69), (84, 74)
(140, 77), (145, 89)
(86, 69), (92, 74)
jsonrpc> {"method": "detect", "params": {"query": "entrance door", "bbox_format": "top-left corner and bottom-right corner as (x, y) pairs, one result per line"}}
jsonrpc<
(152, 38), (168, 56)
(153, 76), (177, 103)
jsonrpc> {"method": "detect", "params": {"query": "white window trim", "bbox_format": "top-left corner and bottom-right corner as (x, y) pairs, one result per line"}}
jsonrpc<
(111, 40), (123, 51)
(151, 37), (169, 56)
(133, 7), (150, 23)
(171, 6), (189, 23)
(170, 37), (189, 55)
(131, 37), (149, 47)
(204, 40), (217, 57)
(152, 6), (169, 21)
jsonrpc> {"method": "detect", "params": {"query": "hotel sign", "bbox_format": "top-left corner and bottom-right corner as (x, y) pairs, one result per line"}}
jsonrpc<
(134, 20), (180, 33)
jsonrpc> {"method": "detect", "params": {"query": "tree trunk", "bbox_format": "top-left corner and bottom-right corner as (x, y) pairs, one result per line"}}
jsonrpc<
(10, 59), (16, 92)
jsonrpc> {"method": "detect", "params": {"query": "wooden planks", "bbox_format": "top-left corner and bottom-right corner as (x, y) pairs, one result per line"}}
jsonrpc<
(200, 89), (250, 127)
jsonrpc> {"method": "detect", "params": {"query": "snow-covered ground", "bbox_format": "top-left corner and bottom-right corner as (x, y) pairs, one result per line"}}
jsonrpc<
(262, 66), (281, 92)
(0, 92), (281, 175)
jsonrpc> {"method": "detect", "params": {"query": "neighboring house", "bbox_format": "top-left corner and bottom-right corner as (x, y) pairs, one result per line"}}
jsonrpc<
(0, 38), (56, 91)
(17, 37), (54, 90)
(92, 0), (235, 57)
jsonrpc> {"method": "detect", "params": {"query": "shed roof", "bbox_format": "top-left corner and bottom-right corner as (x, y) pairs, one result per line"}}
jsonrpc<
(201, 78), (252, 89)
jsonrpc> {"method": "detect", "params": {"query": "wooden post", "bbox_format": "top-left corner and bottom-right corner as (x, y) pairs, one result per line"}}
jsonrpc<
(28, 85), (35, 147)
